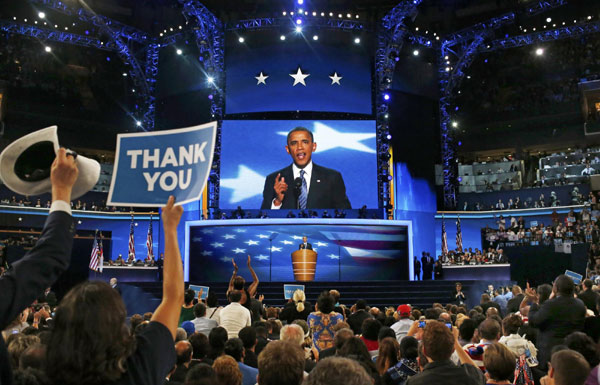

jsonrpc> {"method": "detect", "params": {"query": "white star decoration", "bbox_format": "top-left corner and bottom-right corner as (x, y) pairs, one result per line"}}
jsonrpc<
(223, 234), (236, 240)
(278, 122), (376, 154)
(220, 257), (233, 262)
(327, 254), (340, 260)
(201, 229), (213, 234)
(291, 235), (304, 240)
(220, 165), (266, 204)
(245, 240), (259, 246)
(234, 229), (247, 233)
(329, 72), (342, 85)
(270, 246), (282, 252)
(255, 255), (269, 261)
(210, 242), (224, 248)
(280, 240), (293, 245)
(192, 237), (203, 242)
(289, 67), (310, 86)
(315, 241), (328, 247)
(232, 248), (246, 254)
(257, 234), (269, 239)
(201, 250), (213, 256)
(255, 72), (269, 85)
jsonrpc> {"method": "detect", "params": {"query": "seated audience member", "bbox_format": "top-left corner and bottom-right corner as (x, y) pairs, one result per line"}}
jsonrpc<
(208, 327), (229, 360)
(376, 337), (400, 377)
(578, 279), (600, 315)
(384, 336), (419, 385)
(360, 318), (382, 357)
(0, 149), (77, 385)
(238, 326), (258, 368)
(564, 332), (599, 378)
(480, 294), (501, 316)
(318, 327), (354, 361)
(304, 357), (374, 385)
(281, 324), (316, 372)
(391, 305), (413, 342)
(184, 363), (216, 385)
(179, 289), (197, 326)
(330, 289), (349, 319)
(218, 290), (252, 339)
(527, 275), (586, 370)
(463, 318), (501, 371)
(540, 350), (590, 385)
(254, 322), (270, 356)
(7, 335), (40, 369)
(192, 303), (218, 336)
(337, 337), (380, 384)
(181, 321), (196, 338)
(406, 322), (485, 385)
(482, 343), (517, 385)
(308, 291), (344, 355)
(171, 340), (194, 382)
(46, 195), (185, 385)
(212, 355), (242, 385)
(280, 289), (312, 324)
(499, 314), (537, 365)
(348, 299), (373, 335)
(224, 338), (258, 385)
(584, 296), (600, 343)
(189, 332), (212, 365)
(257, 340), (305, 385)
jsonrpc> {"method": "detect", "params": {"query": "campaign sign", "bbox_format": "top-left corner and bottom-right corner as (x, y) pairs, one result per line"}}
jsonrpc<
(565, 270), (583, 285)
(530, 221), (538, 227)
(107, 122), (217, 206)
(189, 285), (209, 300)
(284, 284), (305, 300)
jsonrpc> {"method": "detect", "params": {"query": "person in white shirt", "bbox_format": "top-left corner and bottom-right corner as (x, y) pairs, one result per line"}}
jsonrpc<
(218, 290), (252, 339)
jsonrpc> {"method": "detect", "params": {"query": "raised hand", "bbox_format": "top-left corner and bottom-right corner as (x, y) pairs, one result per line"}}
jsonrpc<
(232, 259), (238, 272)
(273, 173), (288, 205)
(161, 196), (183, 231)
(51, 147), (79, 202)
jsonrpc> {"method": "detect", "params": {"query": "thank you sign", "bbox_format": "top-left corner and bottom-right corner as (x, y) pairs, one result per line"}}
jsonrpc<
(108, 122), (217, 206)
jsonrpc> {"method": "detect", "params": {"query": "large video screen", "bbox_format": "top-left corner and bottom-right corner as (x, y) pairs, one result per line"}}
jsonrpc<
(219, 120), (378, 209)
(225, 32), (372, 114)
(186, 220), (411, 282)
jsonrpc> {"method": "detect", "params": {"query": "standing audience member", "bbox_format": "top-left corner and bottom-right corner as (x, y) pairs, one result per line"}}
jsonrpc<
(527, 275), (586, 369)
(218, 290), (252, 339)
(205, 292), (222, 323)
(192, 303), (218, 336)
(462, 319), (502, 371)
(208, 327), (229, 360)
(179, 289), (197, 326)
(308, 292), (344, 355)
(0, 148), (77, 385)
(391, 305), (413, 341)
(578, 279), (599, 315)
(238, 326), (258, 368)
(46, 195), (185, 385)
(280, 289), (312, 324)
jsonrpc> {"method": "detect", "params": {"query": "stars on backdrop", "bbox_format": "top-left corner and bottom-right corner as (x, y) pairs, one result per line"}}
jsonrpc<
(254, 68), (342, 86)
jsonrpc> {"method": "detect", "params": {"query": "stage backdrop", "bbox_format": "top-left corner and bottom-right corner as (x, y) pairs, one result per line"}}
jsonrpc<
(225, 31), (372, 114)
(219, 120), (378, 209)
(185, 219), (411, 282)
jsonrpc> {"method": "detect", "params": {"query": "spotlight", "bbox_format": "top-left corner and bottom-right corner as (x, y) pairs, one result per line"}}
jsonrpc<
(176, 49), (183, 55)
(384, 114), (389, 119)
(535, 47), (544, 56)
(445, 67), (451, 72)
(546, 17), (552, 23)
(208, 94), (213, 100)
(313, 35), (318, 40)
(458, 141), (462, 146)
(159, 33), (163, 36)
(122, 73), (128, 76)
(296, 18), (302, 25)
(354, 37), (360, 44)
(44, 46), (51, 52)
(413, 49), (419, 56)
(312, 11), (316, 16)
(338, 14), (342, 18)
(280, 35), (286, 40)
(329, 12), (333, 16)
(588, 16), (593, 20)
(297, 0), (303, 4)
(347, 13), (351, 18)
(282, 11), (286, 16)
(451, 121), (458, 128)
(207, 76), (215, 83)
(383, 93), (390, 101)
(238, 37), (245, 43)
(386, 133), (392, 140)
(321, 12), (325, 16)
(136, 121), (142, 126)
(295, 26), (302, 33)
(415, 27), (419, 31)
(444, 55), (449, 60)
(356, 14), (359, 19)
(38, 12), (45, 19)
(298, 8), (303, 13)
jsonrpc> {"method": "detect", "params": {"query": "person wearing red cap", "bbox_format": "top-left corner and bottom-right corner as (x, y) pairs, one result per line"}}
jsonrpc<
(391, 305), (413, 341)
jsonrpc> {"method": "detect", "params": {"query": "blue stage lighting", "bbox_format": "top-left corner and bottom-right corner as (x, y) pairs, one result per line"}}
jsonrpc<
(295, 25), (302, 33)
(383, 93), (390, 101)
(297, 0), (303, 4)
(296, 18), (303, 25)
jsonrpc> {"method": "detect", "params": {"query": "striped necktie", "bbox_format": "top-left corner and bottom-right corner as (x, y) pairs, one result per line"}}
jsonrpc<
(299, 169), (308, 209)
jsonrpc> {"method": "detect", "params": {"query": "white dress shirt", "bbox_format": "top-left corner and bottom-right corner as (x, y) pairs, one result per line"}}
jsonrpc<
(50, 200), (72, 215)
(271, 161), (313, 209)
(217, 302), (252, 339)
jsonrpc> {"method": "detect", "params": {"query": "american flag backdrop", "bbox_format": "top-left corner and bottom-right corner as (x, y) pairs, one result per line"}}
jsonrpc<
(89, 231), (100, 271)
(441, 218), (448, 256)
(456, 215), (463, 252)
(187, 221), (410, 282)
(147, 214), (154, 260)
(128, 213), (136, 260)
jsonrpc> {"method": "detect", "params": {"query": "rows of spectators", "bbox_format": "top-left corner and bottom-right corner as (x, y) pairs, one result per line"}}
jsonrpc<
(0, 193), (157, 213)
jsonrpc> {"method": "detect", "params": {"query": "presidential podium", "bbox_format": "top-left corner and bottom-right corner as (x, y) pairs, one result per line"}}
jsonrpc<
(291, 249), (318, 281)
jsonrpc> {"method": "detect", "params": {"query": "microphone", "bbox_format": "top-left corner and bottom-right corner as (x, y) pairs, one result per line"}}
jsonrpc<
(294, 177), (302, 210)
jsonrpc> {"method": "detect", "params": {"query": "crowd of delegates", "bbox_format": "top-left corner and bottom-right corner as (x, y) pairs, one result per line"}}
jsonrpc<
(463, 185), (592, 211)
(436, 248), (508, 268)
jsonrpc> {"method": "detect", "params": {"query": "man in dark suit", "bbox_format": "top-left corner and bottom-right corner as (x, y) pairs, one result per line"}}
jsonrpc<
(421, 252), (434, 280)
(0, 148), (77, 385)
(528, 274), (587, 370)
(260, 127), (351, 210)
(299, 236), (312, 250)
(578, 279), (600, 315)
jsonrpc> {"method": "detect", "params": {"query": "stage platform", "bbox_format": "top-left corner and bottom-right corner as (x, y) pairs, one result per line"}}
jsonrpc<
(90, 266), (158, 282)
(442, 264), (511, 281)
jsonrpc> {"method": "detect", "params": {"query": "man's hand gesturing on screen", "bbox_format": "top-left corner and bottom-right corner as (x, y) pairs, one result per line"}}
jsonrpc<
(273, 173), (288, 206)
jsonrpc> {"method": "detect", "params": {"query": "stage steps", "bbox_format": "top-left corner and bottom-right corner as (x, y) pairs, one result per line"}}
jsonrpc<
(130, 280), (483, 311)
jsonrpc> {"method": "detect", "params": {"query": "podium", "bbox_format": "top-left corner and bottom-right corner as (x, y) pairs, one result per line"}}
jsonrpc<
(291, 249), (318, 281)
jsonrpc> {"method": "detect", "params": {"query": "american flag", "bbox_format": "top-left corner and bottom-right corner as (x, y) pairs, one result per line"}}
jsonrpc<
(146, 214), (154, 260)
(89, 230), (100, 271)
(128, 213), (136, 260)
(441, 217), (448, 256)
(98, 232), (104, 273)
(456, 215), (463, 252)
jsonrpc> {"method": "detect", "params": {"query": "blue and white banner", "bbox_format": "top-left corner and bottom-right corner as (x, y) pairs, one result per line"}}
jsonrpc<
(284, 284), (305, 300)
(108, 122), (217, 207)
(189, 285), (209, 300)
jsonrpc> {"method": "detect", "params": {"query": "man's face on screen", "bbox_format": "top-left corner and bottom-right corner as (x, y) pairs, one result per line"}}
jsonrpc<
(286, 130), (316, 168)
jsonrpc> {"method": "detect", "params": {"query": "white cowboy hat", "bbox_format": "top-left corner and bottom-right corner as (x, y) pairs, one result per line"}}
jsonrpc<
(0, 126), (100, 199)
